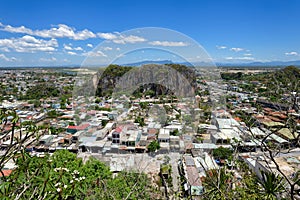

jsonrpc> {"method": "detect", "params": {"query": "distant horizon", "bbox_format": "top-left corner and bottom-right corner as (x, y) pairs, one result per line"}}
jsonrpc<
(1, 59), (300, 69)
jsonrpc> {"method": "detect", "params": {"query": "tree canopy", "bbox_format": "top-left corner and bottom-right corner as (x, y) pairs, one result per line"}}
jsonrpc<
(0, 150), (157, 199)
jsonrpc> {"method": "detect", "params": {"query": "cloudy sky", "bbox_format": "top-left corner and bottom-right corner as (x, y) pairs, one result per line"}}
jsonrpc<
(0, 0), (300, 67)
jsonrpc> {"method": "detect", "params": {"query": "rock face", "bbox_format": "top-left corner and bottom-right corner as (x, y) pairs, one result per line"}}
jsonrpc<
(96, 64), (197, 98)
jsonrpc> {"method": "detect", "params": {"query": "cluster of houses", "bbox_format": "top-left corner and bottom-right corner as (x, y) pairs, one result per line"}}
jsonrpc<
(1, 68), (300, 198)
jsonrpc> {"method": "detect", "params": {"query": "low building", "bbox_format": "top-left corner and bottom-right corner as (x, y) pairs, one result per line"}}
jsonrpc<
(39, 135), (54, 145)
(159, 142), (170, 153)
(198, 124), (218, 134)
(277, 128), (298, 142)
(170, 136), (180, 151)
(158, 129), (170, 143)
(66, 123), (90, 134)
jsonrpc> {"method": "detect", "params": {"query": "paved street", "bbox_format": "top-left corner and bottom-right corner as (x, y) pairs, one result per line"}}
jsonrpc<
(168, 152), (181, 192)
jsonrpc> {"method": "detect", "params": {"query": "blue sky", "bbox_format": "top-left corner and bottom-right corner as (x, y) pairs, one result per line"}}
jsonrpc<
(0, 0), (300, 66)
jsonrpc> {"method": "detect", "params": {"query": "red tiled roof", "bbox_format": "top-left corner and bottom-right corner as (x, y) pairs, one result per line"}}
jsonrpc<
(115, 127), (123, 133)
(148, 129), (158, 134)
(268, 116), (283, 122)
(255, 114), (264, 119)
(0, 169), (12, 177)
(87, 110), (97, 115)
(186, 167), (201, 186)
(263, 108), (273, 113)
(234, 117), (241, 122)
(67, 123), (90, 130)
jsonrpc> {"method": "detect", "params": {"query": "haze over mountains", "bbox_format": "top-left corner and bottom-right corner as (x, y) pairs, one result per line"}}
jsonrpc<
(122, 60), (300, 67)
(1, 60), (300, 69)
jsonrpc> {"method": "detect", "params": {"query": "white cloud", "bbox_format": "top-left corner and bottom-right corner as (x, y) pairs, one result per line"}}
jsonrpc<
(216, 45), (227, 49)
(63, 44), (83, 51)
(148, 41), (188, 47)
(0, 22), (146, 44)
(225, 56), (254, 61)
(1, 23), (96, 40)
(0, 54), (16, 62)
(103, 47), (113, 51)
(0, 47), (10, 52)
(2, 25), (33, 35)
(98, 32), (146, 44)
(98, 32), (118, 40)
(116, 47), (120, 51)
(113, 35), (146, 44)
(73, 47), (83, 51)
(285, 51), (298, 56)
(87, 43), (93, 48)
(83, 50), (107, 57)
(33, 24), (96, 40)
(63, 44), (73, 50)
(0, 35), (58, 52)
(67, 51), (77, 55)
(230, 47), (244, 52)
(40, 57), (57, 62)
(244, 53), (252, 56)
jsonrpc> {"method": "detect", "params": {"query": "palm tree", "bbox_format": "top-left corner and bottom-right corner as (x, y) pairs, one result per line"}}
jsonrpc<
(202, 168), (233, 199)
(258, 171), (285, 200)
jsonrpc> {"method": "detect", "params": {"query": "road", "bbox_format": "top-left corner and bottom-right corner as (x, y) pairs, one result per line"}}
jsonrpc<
(168, 152), (181, 193)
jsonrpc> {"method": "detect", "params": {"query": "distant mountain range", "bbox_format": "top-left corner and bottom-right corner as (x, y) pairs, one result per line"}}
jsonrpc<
(2, 60), (300, 69)
(121, 60), (175, 66)
(121, 60), (300, 67)
(216, 60), (300, 67)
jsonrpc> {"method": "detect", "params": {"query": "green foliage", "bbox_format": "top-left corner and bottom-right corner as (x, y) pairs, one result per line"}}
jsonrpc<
(47, 109), (60, 118)
(19, 83), (60, 100)
(68, 121), (75, 126)
(95, 98), (101, 104)
(147, 141), (160, 152)
(48, 126), (64, 135)
(183, 114), (192, 125)
(212, 147), (233, 160)
(258, 171), (285, 199)
(224, 66), (300, 104)
(139, 102), (149, 110)
(94, 105), (112, 112)
(60, 96), (68, 109)
(134, 116), (145, 127)
(28, 99), (41, 108)
(234, 110), (256, 127)
(144, 89), (155, 97)
(101, 119), (109, 127)
(202, 167), (265, 199)
(1, 150), (156, 199)
(96, 65), (133, 97)
(202, 168), (233, 199)
(221, 72), (243, 80)
(170, 129), (179, 136)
